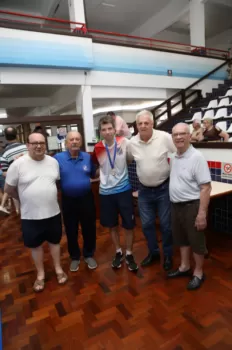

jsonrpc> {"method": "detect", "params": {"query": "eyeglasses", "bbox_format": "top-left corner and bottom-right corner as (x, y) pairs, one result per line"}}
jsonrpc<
(172, 132), (189, 138)
(29, 142), (46, 147)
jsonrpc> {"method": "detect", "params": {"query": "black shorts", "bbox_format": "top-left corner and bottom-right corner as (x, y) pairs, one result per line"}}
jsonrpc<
(21, 214), (62, 248)
(100, 190), (135, 230)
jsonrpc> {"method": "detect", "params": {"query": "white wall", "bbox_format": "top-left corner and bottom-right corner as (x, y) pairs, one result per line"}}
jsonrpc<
(198, 148), (232, 163)
(0, 67), (224, 94)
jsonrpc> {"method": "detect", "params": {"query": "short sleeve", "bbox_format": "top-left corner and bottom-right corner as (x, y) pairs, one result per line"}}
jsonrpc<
(166, 133), (176, 153)
(0, 157), (9, 172)
(126, 140), (134, 162)
(5, 161), (19, 187)
(215, 127), (221, 135)
(53, 158), (60, 180)
(91, 147), (99, 166)
(194, 155), (211, 185)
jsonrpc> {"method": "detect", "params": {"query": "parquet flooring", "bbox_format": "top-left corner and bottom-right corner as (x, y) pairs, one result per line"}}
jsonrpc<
(1, 212), (232, 349)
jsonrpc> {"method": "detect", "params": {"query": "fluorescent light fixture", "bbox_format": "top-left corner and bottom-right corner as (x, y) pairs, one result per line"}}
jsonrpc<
(93, 101), (164, 115)
(102, 2), (116, 7)
(0, 109), (7, 119)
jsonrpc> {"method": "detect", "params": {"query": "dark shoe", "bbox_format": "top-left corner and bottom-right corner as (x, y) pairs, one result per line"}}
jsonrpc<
(167, 268), (192, 278)
(125, 254), (139, 272)
(112, 252), (124, 269)
(70, 260), (80, 272)
(140, 253), (160, 267)
(187, 274), (205, 290)
(163, 256), (173, 271)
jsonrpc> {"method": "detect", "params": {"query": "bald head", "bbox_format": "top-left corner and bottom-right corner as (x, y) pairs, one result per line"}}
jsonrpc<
(66, 131), (82, 154)
(66, 131), (82, 141)
(172, 123), (190, 135)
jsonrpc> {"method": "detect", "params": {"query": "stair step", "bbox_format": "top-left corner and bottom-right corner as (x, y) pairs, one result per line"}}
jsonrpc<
(155, 78), (232, 130)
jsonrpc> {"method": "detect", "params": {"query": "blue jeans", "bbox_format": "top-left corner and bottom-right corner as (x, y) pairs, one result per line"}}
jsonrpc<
(138, 180), (173, 257)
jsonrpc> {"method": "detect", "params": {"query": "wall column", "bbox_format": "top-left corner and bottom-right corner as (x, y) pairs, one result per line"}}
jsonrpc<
(68, 0), (86, 31)
(76, 85), (95, 151)
(190, 0), (205, 47)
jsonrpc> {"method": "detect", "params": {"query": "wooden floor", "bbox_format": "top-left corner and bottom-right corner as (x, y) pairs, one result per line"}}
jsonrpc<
(1, 213), (232, 350)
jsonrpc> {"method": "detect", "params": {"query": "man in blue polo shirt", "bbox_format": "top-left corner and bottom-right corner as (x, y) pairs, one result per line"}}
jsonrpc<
(54, 131), (97, 272)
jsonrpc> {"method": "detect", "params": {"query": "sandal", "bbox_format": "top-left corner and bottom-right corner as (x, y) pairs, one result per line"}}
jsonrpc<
(57, 272), (68, 285)
(33, 279), (45, 293)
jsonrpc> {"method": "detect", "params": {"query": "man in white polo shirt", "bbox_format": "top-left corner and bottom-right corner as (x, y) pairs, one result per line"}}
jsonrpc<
(4, 132), (67, 292)
(168, 123), (211, 290)
(128, 109), (176, 271)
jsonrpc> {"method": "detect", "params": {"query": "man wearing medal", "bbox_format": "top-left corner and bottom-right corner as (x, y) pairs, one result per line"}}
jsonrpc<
(93, 115), (138, 271)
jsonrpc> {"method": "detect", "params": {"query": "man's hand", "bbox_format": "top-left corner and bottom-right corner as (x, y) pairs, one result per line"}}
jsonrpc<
(195, 213), (207, 231)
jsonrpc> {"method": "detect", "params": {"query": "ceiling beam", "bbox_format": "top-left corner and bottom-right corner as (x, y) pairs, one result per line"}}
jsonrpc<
(0, 97), (50, 109)
(131, 0), (189, 38)
(26, 86), (80, 116)
(208, 0), (232, 8)
(91, 86), (168, 100)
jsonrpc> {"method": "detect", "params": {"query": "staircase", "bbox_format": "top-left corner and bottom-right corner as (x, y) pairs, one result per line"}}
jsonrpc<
(157, 78), (232, 133)
(152, 60), (230, 133)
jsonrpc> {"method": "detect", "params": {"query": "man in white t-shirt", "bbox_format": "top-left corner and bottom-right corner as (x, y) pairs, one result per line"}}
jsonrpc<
(4, 133), (67, 292)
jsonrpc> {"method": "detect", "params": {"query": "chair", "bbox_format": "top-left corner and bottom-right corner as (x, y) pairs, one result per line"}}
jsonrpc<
(216, 121), (227, 132)
(203, 109), (214, 119)
(226, 123), (232, 133)
(185, 111), (202, 123)
(225, 89), (232, 96)
(202, 99), (218, 110)
(218, 97), (230, 107)
(213, 108), (228, 120)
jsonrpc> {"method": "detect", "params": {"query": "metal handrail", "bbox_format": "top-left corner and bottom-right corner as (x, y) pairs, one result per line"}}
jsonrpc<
(0, 10), (229, 58)
(153, 60), (229, 124)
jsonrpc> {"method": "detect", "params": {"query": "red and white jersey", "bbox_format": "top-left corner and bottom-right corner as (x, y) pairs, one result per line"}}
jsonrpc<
(93, 137), (131, 195)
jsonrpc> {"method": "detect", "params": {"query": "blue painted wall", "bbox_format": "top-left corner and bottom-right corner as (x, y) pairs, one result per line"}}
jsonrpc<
(93, 43), (227, 80)
(0, 28), (227, 80)
(0, 29), (94, 70)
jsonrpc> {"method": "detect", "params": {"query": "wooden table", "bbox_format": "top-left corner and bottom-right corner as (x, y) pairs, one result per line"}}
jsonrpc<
(210, 181), (232, 198)
(132, 181), (232, 199)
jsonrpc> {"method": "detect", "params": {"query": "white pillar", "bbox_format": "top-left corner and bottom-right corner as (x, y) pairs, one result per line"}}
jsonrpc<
(76, 85), (95, 151)
(68, 0), (86, 31)
(190, 0), (205, 47)
(51, 126), (57, 136)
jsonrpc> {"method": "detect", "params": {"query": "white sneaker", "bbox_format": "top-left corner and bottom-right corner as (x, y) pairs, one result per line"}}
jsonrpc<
(0, 206), (10, 216)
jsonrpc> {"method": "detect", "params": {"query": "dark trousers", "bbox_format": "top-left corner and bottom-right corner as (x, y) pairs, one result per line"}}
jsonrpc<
(62, 191), (96, 260)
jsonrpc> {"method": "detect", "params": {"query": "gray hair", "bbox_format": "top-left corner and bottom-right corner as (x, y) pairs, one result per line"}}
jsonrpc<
(172, 122), (190, 134)
(135, 109), (153, 123)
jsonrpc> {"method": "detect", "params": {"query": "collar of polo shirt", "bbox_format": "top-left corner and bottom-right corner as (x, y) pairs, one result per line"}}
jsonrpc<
(67, 150), (83, 161)
(138, 129), (156, 144)
(175, 145), (193, 158)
